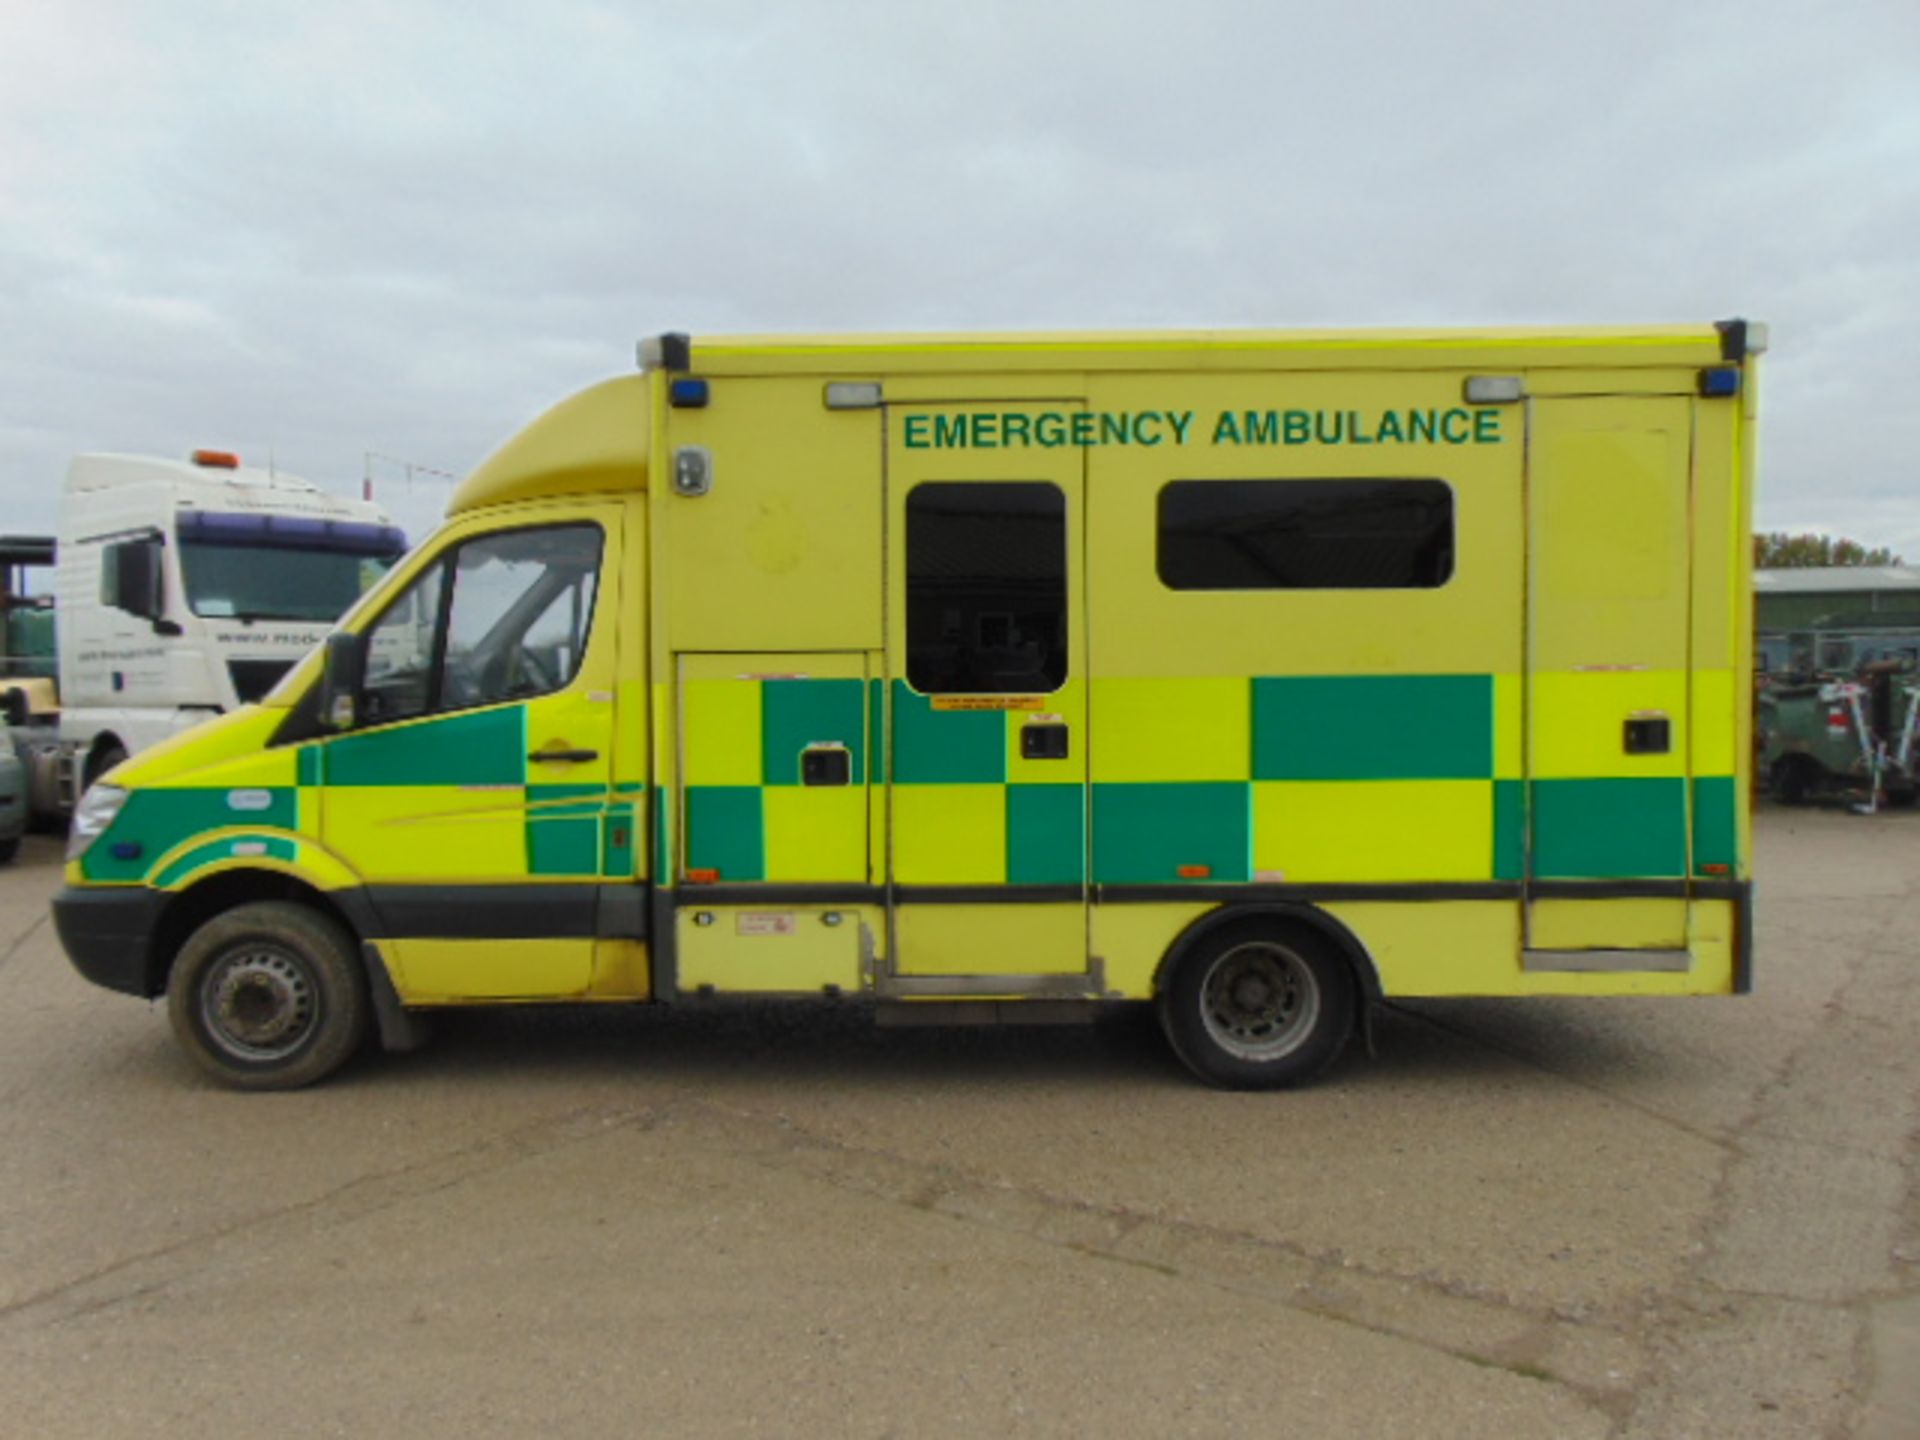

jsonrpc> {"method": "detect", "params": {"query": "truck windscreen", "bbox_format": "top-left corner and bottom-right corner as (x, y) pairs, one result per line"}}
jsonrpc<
(177, 512), (407, 622)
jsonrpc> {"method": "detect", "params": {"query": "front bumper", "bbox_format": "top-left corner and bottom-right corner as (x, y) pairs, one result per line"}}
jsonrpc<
(51, 886), (164, 997)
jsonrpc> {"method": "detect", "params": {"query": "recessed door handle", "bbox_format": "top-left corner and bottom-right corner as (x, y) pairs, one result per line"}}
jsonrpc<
(529, 747), (599, 763)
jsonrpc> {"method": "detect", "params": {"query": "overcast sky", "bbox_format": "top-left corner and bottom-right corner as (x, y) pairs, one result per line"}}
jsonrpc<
(3, 0), (1917, 552)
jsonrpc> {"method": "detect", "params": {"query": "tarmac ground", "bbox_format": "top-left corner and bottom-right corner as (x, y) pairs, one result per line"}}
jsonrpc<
(1, 805), (1916, 1438)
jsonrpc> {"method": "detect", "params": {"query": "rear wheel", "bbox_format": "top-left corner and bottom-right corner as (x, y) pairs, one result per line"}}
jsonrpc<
(167, 901), (369, 1090)
(1158, 921), (1356, 1089)
(1771, 755), (1816, 804)
(0, 836), (18, 865)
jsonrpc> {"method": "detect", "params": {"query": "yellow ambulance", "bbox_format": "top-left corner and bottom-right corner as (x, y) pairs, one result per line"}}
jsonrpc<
(52, 323), (1761, 1089)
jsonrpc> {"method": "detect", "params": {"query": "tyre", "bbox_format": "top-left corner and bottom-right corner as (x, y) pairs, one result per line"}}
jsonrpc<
(85, 743), (128, 790)
(0, 836), (18, 865)
(1158, 920), (1357, 1090)
(1771, 756), (1814, 805)
(166, 901), (369, 1090)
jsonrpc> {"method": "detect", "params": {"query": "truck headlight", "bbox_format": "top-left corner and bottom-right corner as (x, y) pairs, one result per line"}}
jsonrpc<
(67, 784), (128, 862)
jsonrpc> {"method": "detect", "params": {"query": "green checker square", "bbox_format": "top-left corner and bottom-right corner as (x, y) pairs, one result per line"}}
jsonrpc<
(762, 677), (866, 785)
(528, 817), (600, 876)
(1253, 675), (1493, 780)
(1530, 777), (1686, 878)
(1692, 776), (1737, 873)
(890, 681), (1006, 784)
(1493, 779), (1525, 881)
(1006, 783), (1086, 886)
(685, 785), (764, 881)
(1092, 782), (1250, 884)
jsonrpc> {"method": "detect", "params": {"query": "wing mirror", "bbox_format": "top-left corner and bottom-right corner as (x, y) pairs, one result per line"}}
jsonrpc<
(318, 631), (366, 731)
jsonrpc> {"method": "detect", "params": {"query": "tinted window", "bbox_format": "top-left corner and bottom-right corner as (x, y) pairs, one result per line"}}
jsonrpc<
(1158, 479), (1454, 590)
(906, 482), (1066, 693)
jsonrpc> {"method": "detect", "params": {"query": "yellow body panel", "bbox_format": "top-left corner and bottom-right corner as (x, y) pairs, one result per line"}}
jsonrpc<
(892, 785), (1005, 885)
(1090, 677), (1250, 783)
(895, 904), (1085, 977)
(1253, 781), (1494, 882)
(389, 938), (592, 1002)
(676, 906), (871, 994)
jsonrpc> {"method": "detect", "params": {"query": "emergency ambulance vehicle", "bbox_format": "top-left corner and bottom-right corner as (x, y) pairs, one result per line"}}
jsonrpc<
(52, 323), (1761, 1090)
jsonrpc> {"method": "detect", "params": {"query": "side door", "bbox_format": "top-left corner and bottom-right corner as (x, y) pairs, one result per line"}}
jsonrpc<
(317, 503), (623, 999)
(883, 403), (1092, 991)
(1524, 397), (1692, 964)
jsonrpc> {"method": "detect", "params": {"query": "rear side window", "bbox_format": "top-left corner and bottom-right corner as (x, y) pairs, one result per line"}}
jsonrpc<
(1157, 479), (1454, 590)
(906, 481), (1067, 693)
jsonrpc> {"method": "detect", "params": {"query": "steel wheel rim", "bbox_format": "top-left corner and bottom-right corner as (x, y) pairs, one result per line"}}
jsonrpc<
(1199, 941), (1320, 1062)
(200, 946), (318, 1062)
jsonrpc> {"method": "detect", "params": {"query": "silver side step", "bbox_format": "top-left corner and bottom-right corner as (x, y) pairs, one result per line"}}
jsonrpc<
(1523, 949), (1692, 973)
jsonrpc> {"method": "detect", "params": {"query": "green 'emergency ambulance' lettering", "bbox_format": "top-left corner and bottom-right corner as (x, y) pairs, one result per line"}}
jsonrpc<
(901, 407), (1504, 449)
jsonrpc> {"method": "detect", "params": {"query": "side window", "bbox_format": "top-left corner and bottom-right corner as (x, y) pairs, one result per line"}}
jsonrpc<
(357, 523), (603, 726)
(906, 481), (1066, 694)
(362, 559), (447, 725)
(1157, 478), (1454, 590)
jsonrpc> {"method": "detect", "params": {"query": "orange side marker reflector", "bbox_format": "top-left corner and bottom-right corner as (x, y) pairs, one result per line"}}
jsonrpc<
(686, 868), (719, 884)
(1701, 863), (1731, 875)
(1176, 864), (1212, 879)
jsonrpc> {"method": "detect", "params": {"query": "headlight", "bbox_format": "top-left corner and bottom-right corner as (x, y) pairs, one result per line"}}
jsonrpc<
(67, 784), (128, 862)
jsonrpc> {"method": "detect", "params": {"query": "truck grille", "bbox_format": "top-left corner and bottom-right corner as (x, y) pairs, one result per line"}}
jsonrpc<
(227, 659), (295, 704)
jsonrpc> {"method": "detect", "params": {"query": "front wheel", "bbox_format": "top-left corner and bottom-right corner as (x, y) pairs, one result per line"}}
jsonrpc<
(1158, 921), (1356, 1090)
(167, 901), (369, 1090)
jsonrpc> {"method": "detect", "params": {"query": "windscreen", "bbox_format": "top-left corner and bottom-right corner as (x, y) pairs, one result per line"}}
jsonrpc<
(177, 511), (407, 622)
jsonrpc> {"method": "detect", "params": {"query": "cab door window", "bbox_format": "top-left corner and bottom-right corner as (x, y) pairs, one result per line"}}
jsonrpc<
(360, 523), (603, 726)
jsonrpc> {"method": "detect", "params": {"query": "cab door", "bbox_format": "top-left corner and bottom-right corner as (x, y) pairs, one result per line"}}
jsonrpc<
(317, 503), (623, 999)
(883, 403), (1092, 991)
(1524, 397), (1692, 965)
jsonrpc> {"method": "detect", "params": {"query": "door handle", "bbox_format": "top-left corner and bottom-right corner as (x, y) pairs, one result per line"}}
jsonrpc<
(528, 747), (599, 763)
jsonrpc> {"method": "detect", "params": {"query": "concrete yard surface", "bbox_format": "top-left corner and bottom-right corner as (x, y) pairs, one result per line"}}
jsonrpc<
(1, 808), (1916, 1438)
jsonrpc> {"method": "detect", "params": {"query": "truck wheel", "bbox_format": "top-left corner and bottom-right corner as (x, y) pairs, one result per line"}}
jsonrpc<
(0, 837), (18, 865)
(167, 901), (369, 1090)
(85, 743), (128, 790)
(1771, 756), (1814, 805)
(1158, 921), (1356, 1090)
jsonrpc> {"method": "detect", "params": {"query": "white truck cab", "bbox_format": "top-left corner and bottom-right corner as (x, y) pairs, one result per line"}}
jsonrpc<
(58, 450), (406, 790)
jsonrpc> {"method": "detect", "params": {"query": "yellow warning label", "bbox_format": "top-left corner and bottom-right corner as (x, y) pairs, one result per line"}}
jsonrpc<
(930, 695), (1046, 711)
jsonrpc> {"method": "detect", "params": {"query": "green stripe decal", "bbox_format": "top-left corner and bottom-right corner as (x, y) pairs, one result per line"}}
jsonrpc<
(1692, 775), (1737, 873)
(83, 788), (299, 883)
(153, 834), (298, 889)
(1530, 777), (1686, 878)
(1092, 782), (1249, 884)
(323, 706), (526, 787)
(891, 682), (1005, 783)
(763, 678), (866, 784)
(1006, 783), (1085, 885)
(685, 785), (764, 881)
(1253, 675), (1493, 780)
